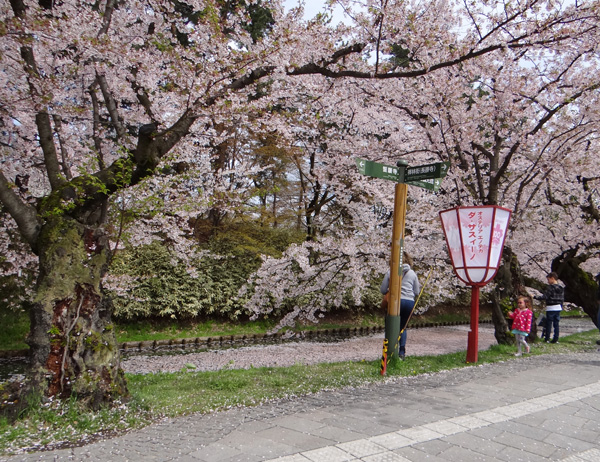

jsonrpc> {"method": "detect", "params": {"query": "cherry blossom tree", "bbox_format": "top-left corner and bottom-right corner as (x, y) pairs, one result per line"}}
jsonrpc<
(1, 0), (599, 406)
(1, 0), (297, 406)
(373, 37), (600, 333)
(244, 0), (600, 330)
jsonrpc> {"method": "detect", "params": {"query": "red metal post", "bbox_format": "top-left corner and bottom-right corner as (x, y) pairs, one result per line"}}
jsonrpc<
(466, 285), (480, 363)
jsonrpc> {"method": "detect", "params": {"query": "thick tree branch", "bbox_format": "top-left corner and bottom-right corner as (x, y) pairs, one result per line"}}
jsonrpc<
(11, 0), (66, 192)
(52, 115), (73, 181)
(88, 83), (106, 170)
(8, 0), (26, 18)
(220, 43), (366, 105)
(373, 0), (389, 76)
(98, 0), (116, 36)
(545, 179), (565, 207)
(96, 73), (128, 141)
(530, 81), (600, 135)
(36, 112), (67, 191)
(287, 22), (595, 81)
(130, 79), (157, 124)
(38, 1), (599, 225)
(0, 170), (41, 249)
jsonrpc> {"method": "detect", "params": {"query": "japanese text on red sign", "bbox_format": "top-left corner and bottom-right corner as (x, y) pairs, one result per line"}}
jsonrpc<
(467, 211), (484, 260)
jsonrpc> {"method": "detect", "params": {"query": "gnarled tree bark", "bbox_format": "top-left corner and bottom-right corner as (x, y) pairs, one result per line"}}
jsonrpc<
(26, 217), (126, 407)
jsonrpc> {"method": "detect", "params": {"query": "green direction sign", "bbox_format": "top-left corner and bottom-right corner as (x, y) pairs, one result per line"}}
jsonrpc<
(356, 158), (450, 191)
(406, 178), (442, 191)
(404, 161), (450, 182)
(355, 158), (404, 182)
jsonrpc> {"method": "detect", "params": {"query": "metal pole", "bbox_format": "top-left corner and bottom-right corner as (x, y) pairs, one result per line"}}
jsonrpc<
(466, 285), (480, 363)
(380, 182), (407, 375)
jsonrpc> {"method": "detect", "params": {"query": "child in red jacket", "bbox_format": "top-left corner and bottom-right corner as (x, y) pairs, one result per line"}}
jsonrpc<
(509, 296), (533, 357)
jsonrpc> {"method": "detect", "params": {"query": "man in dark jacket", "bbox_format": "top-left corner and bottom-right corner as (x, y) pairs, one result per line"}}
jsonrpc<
(535, 272), (564, 343)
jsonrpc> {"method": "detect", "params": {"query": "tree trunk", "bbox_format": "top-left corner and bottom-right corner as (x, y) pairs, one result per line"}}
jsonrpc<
(490, 291), (510, 344)
(552, 248), (599, 326)
(27, 217), (127, 408)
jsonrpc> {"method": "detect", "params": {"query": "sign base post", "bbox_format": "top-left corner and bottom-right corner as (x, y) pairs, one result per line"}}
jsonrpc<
(381, 314), (401, 375)
(466, 286), (480, 363)
(380, 182), (407, 375)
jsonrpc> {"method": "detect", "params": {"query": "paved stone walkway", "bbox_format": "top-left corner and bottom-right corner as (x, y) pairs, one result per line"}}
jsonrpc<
(5, 347), (600, 462)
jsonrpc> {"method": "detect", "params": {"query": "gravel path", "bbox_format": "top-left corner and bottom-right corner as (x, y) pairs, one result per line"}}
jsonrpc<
(120, 318), (597, 374)
(120, 324), (498, 374)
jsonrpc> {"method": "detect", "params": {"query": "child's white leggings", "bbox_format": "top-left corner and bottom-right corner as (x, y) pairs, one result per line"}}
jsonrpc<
(516, 333), (529, 354)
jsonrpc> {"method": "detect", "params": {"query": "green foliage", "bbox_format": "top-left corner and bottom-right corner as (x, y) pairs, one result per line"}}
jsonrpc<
(114, 308), (385, 342)
(109, 241), (241, 320)
(208, 222), (304, 256)
(0, 305), (29, 351)
(217, 0), (274, 42)
(47, 325), (60, 336)
(115, 317), (277, 343)
(244, 1), (275, 42)
(128, 361), (377, 417)
(388, 43), (413, 69)
(108, 223), (304, 322)
(111, 156), (134, 188)
(499, 296), (513, 317)
(39, 172), (114, 219)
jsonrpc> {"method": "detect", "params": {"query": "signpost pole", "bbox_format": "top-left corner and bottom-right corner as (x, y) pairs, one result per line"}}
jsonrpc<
(355, 157), (449, 374)
(380, 179), (407, 374)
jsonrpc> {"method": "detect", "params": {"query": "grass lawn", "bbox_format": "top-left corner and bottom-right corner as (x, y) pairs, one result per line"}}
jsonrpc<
(0, 309), (29, 351)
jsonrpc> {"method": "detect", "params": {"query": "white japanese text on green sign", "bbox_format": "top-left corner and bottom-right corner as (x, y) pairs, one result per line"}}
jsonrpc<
(355, 158), (405, 182)
(356, 158), (450, 191)
(404, 162), (450, 182)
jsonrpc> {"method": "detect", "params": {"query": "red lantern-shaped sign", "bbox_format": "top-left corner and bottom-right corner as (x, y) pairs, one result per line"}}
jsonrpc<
(439, 205), (512, 362)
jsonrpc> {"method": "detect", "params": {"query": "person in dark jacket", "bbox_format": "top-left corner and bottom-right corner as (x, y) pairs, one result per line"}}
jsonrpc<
(535, 272), (564, 343)
(380, 252), (420, 359)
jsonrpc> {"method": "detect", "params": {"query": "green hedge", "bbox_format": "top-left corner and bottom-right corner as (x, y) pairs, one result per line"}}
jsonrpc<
(108, 224), (305, 321)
